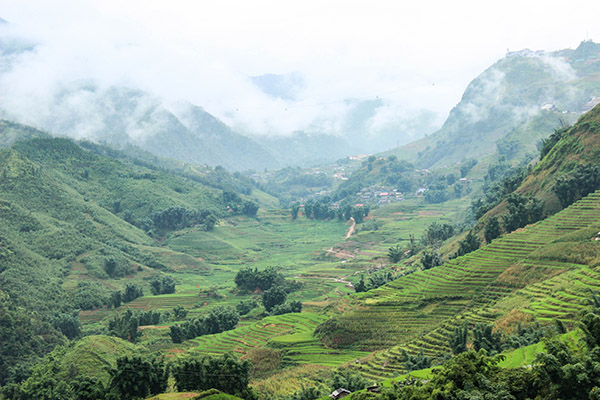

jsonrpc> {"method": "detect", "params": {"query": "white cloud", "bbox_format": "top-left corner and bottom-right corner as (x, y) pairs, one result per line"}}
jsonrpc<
(0, 0), (599, 142)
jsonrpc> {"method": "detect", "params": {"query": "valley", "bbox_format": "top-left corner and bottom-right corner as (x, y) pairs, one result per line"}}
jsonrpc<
(2, 21), (600, 399)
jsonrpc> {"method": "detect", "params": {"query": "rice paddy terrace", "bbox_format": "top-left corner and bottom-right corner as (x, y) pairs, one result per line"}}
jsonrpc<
(335, 189), (600, 380)
(187, 313), (369, 367)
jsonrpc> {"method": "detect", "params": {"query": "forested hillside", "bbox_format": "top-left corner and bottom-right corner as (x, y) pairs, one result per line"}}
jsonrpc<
(0, 126), (262, 386)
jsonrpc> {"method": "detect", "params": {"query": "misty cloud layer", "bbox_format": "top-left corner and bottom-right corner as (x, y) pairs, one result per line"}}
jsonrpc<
(0, 0), (599, 157)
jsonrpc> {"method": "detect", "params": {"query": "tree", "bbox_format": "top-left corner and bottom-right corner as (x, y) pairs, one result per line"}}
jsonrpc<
(351, 207), (364, 224)
(122, 284), (143, 303)
(242, 200), (259, 218)
(262, 286), (287, 312)
(402, 348), (431, 372)
(554, 164), (600, 208)
(107, 355), (167, 400)
(484, 216), (502, 243)
(354, 275), (367, 293)
(388, 245), (403, 263)
(472, 323), (503, 355)
(502, 194), (544, 233)
(454, 231), (481, 258)
(104, 257), (117, 278)
(449, 322), (469, 355)
(236, 299), (257, 316)
(172, 354), (252, 397)
(422, 222), (454, 246)
(330, 369), (369, 392)
(149, 275), (176, 295)
(421, 249), (442, 270)
(291, 203), (300, 220)
(52, 313), (81, 340)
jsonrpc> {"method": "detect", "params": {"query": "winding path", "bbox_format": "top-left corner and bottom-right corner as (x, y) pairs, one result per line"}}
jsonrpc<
(344, 217), (356, 239)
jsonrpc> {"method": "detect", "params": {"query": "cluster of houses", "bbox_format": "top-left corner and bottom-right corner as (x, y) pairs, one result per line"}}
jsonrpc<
(539, 95), (600, 114)
(357, 186), (405, 205)
(330, 385), (380, 400)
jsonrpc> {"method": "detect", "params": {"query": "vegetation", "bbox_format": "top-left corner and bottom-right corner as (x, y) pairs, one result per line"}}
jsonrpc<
(3, 51), (600, 398)
(169, 306), (240, 343)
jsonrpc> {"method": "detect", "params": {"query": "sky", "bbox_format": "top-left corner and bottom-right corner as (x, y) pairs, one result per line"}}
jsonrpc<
(1, 0), (599, 140)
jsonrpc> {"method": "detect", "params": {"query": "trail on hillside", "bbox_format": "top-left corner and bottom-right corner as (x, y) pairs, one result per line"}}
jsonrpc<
(345, 217), (356, 239)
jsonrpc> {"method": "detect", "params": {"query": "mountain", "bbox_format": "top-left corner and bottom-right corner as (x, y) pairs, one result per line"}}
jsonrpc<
(0, 80), (280, 171)
(0, 123), (266, 382)
(387, 40), (600, 169)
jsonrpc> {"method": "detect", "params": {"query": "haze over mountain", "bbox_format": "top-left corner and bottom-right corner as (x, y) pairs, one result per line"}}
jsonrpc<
(387, 41), (600, 168)
(1, 0), (599, 172)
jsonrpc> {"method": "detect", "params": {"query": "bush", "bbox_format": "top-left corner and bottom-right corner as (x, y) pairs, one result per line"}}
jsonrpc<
(169, 306), (239, 343)
(270, 300), (302, 315)
(172, 354), (251, 397)
(262, 286), (287, 312)
(148, 275), (176, 295)
(235, 267), (285, 293)
(421, 249), (443, 269)
(236, 299), (258, 316)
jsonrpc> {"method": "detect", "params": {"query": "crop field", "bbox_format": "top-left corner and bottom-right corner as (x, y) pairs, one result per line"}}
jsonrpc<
(334, 190), (600, 379)
(186, 312), (370, 367)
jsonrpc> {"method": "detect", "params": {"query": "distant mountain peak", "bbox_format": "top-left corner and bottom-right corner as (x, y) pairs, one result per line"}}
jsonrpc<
(0, 17), (7, 24)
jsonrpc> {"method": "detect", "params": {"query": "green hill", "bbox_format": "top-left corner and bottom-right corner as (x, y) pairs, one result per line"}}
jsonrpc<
(0, 126), (264, 383)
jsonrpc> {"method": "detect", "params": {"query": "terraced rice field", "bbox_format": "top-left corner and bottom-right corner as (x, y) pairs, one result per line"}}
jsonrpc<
(188, 312), (369, 367)
(341, 190), (600, 379)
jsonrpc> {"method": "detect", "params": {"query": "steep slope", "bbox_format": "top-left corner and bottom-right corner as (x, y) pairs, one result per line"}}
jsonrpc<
(388, 40), (600, 169)
(317, 189), (600, 380)
(515, 103), (600, 212)
(0, 127), (262, 382)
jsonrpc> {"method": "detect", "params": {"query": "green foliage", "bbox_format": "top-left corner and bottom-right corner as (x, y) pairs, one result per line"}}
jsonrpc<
(470, 161), (526, 220)
(51, 312), (81, 340)
(449, 323), (469, 355)
(421, 222), (455, 246)
(69, 281), (112, 310)
(103, 257), (132, 278)
(262, 285), (288, 312)
(169, 306), (240, 343)
(502, 194), (544, 232)
(172, 305), (188, 320)
(108, 310), (143, 343)
(554, 164), (600, 208)
(148, 274), (176, 295)
(424, 187), (450, 204)
(539, 126), (568, 159)
(270, 300), (303, 315)
(107, 355), (167, 400)
(287, 385), (325, 400)
(291, 203), (300, 220)
(472, 323), (503, 355)
(387, 245), (403, 263)
(235, 299), (258, 316)
(172, 353), (252, 397)
(453, 230), (481, 258)
(234, 266), (286, 293)
(420, 249), (442, 270)
(149, 207), (218, 235)
(122, 283), (143, 303)
(354, 275), (367, 293)
(402, 348), (432, 372)
(484, 216), (502, 243)
(460, 158), (478, 178)
(354, 271), (397, 293)
(330, 369), (369, 392)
